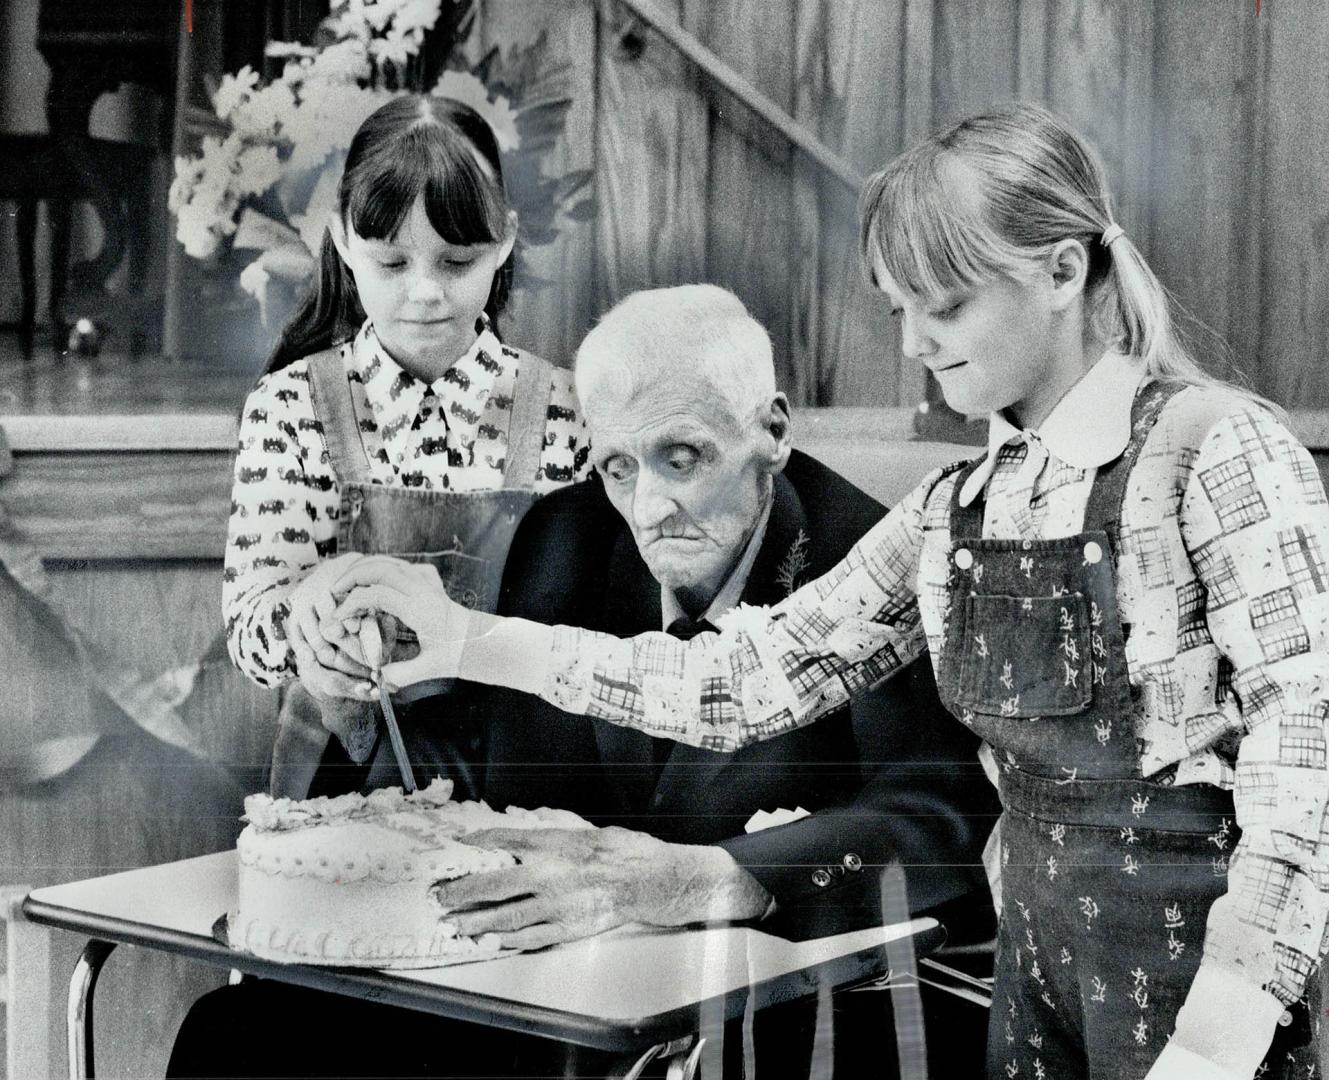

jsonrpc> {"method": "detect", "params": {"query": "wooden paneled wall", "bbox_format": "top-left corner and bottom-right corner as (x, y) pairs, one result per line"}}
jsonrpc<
(492, 0), (1328, 410)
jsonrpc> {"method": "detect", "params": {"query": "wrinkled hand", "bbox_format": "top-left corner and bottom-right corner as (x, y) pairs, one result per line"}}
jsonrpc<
(323, 556), (471, 697)
(285, 552), (372, 701)
(431, 826), (771, 951)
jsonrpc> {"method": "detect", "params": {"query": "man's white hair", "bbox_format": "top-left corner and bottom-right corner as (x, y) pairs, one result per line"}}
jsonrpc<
(574, 284), (776, 424)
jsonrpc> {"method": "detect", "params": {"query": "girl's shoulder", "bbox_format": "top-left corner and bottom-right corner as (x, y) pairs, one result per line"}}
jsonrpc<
(493, 341), (573, 388)
(248, 341), (357, 403)
(1152, 381), (1296, 458)
(494, 342), (579, 411)
(243, 360), (310, 413)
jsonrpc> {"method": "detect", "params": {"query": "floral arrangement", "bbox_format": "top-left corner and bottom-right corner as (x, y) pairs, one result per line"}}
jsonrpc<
(168, 0), (588, 326)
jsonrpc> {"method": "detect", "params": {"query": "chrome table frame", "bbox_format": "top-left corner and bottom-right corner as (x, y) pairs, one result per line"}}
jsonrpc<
(25, 856), (943, 1079)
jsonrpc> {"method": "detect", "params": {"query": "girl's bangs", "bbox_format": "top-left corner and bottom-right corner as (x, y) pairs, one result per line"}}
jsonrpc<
(345, 126), (507, 247)
(865, 152), (1014, 304)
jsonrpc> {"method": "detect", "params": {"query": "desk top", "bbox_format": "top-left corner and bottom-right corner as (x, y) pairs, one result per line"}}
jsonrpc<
(25, 851), (941, 1051)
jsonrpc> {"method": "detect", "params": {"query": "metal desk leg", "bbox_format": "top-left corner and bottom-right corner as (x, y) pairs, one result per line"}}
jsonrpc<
(610, 1035), (697, 1080)
(67, 939), (115, 1080)
(664, 1037), (705, 1080)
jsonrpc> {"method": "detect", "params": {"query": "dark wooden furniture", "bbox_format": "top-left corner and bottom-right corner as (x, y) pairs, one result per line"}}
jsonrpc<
(2, 0), (178, 346)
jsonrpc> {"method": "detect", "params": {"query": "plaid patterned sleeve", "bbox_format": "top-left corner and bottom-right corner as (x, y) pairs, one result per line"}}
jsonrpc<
(222, 368), (340, 688)
(541, 468), (942, 751)
(1180, 405), (1329, 1005)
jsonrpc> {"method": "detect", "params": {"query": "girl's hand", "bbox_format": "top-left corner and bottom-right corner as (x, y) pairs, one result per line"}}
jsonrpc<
(285, 552), (372, 700)
(326, 556), (472, 693)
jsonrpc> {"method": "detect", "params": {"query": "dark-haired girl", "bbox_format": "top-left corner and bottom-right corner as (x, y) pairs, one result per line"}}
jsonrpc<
(223, 94), (590, 798)
(333, 103), (1329, 1079)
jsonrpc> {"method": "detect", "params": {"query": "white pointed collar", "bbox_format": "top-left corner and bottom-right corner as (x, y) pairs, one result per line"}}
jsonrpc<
(957, 351), (1149, 507)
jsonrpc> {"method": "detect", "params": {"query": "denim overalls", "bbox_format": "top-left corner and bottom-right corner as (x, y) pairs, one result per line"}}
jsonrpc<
(268, 344), (552, 801)
(935, 381), (1319, 1079)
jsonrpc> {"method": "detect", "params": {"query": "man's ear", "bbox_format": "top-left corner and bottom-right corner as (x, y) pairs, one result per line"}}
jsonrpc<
(763, 393), (793, 474)
(1048, 237), (1090, 313)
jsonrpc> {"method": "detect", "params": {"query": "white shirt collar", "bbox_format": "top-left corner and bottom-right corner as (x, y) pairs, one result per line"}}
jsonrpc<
(351, 320), (504, 447)
(660, 496), (773, 630)
(958, 351), (1149, 507)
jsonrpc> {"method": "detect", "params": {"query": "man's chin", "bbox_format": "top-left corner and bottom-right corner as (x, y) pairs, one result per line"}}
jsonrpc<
(643, 560), (712, 595)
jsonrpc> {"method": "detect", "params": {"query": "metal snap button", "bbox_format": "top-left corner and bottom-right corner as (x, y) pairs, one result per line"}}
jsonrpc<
(1021, 539), (1033, 551)
(1083, 540), (1104, 564)
(1278, 1010), (1294, 1028)
(954, 547), (974, 570)
(811, 869), (832, 888)
(843, 853), (863, 872)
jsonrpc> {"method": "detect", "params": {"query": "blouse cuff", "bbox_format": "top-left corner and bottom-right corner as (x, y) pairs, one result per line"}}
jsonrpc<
(458, 614), (551, 695)
(1169, 962), (1285, 1077)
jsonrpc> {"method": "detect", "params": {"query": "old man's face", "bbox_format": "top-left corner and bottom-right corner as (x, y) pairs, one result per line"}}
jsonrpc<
(585, 375), (773, 606)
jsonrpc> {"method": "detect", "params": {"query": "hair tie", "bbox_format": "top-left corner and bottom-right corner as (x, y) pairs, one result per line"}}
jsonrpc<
(1100, 222), (1125, 248)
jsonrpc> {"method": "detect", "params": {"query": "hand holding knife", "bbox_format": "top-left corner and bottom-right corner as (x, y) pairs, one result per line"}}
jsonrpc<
(358, 620), (418, 793)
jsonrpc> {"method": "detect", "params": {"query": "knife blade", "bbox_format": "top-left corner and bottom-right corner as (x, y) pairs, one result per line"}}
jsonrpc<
(358, 620), (418, 793)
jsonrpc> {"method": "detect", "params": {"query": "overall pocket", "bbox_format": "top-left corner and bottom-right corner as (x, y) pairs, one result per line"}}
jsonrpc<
(955, 593), (1092, 716)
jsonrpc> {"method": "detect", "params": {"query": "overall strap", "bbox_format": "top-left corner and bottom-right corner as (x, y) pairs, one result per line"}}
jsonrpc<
(1081, 380), (1189, 553)
(947, 456), (990, 540)
(502, 351), (554, 489)
(306, 346), (373, 485)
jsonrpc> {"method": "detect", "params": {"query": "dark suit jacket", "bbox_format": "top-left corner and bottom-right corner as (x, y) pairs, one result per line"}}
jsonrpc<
(482, 449), (998, 943)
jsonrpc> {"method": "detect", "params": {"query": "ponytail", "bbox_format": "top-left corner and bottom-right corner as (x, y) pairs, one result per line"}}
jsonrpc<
(1098, 231), (1275, 414)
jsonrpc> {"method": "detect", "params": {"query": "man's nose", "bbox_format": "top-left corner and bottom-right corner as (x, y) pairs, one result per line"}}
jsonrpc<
(900, 314), (937, 360)
(632, 473), (676, 531)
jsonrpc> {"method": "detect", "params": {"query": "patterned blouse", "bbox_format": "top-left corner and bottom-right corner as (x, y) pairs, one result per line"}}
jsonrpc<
(534, 353), (1329, 1029)
(224, 321), (591, 686)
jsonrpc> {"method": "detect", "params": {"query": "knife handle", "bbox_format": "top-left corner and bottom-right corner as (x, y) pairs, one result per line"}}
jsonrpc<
(358, 619), (384, 673)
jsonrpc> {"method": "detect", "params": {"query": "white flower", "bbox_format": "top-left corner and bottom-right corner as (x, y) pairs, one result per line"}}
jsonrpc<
(279, 58), (313, 86)
(239, 257), (271, 301)
(232, 80), (296, 138)
(285, 83), (390, 172)
(213, 66), (260, 121)
(307, 37), (371, 84)
(329, 0), (373, 42)
(168, 155), (205, 212)
(234, 144), (283, 197)
(197, 133), (244, 187)
(175, 201), (224, 258)
(264, 41), (318, 59)
(362, 0), (398, 32)
(392, 0), (442, 36)
(369, 25), (416, 67)
(433, 70), (521, 152)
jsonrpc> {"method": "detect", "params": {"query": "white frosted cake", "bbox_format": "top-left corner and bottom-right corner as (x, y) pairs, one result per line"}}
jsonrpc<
(231, 778), (591, 968)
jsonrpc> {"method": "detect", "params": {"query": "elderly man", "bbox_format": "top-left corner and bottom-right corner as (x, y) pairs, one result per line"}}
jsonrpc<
(447, 284), (997, 1073)
(168, 285), (995, 1079)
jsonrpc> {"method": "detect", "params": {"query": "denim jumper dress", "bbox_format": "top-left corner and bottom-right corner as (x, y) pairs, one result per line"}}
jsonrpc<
(935, 382), (1319, 1079)
(267, 344), (553, 801)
